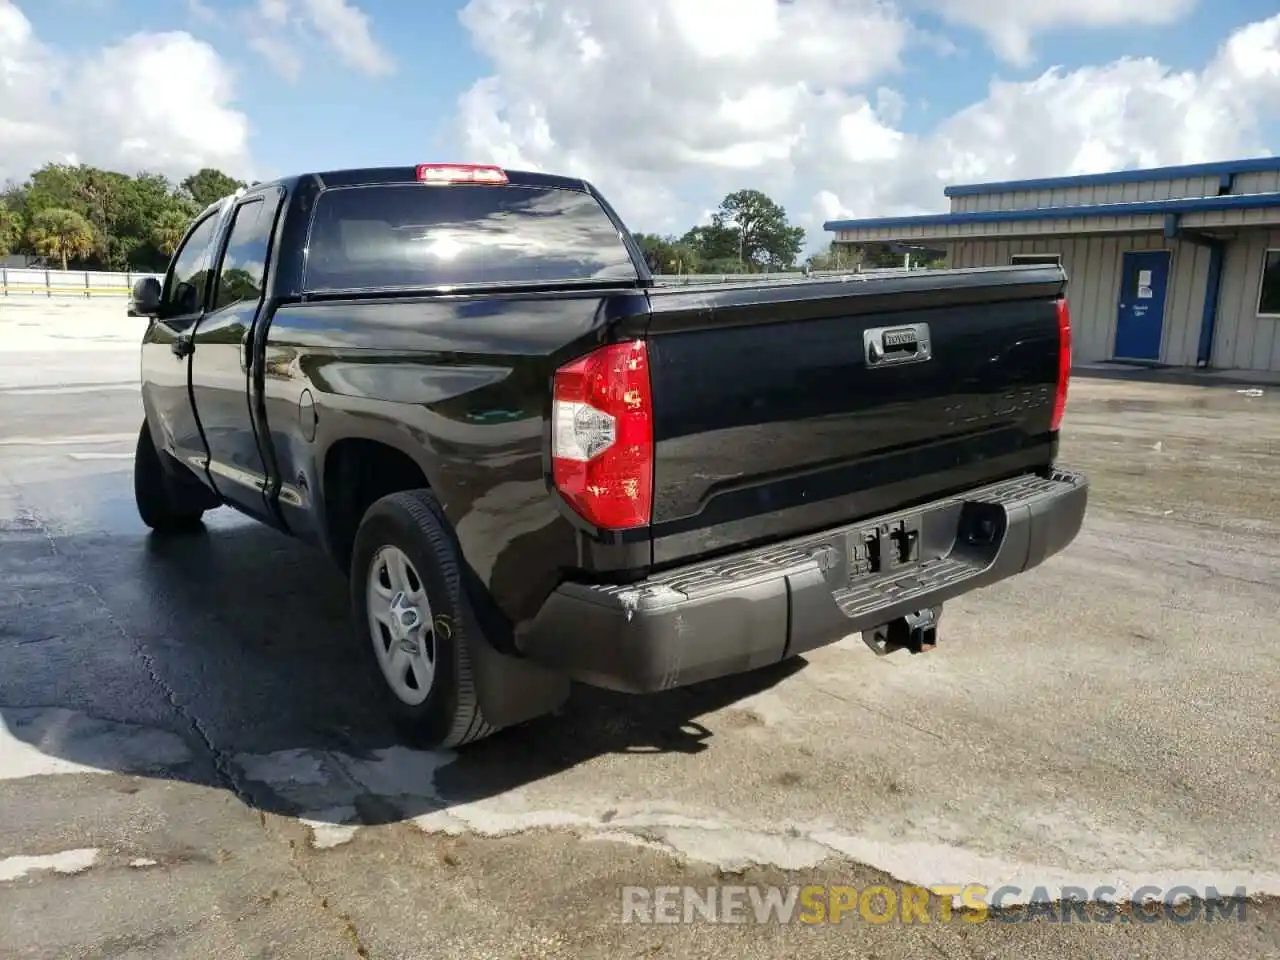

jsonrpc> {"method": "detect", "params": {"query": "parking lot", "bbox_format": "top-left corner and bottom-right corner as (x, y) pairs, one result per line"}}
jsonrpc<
(1, 299), (1278, 959)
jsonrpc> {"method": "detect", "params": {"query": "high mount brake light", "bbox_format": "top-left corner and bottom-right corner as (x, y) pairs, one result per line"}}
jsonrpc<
(1051, 297), (1072, 432)
(551, 340), (654, 530)
(415, 164), (509, 185)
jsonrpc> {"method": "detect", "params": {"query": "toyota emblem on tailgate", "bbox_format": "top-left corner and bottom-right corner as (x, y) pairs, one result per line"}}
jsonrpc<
(864, 323), (932, 368)
(882, 328), (917, 349)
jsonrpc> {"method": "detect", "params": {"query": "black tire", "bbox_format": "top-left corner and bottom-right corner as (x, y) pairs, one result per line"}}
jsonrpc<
(350, 489), (496, 749)
(134, 421), (206, 534)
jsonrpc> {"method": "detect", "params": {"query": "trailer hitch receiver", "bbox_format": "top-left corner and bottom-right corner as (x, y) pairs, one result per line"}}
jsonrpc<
(862, 606), (941, 656)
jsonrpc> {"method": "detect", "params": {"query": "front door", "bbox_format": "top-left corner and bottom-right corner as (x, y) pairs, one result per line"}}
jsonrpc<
(190, 191), (283, 526)
(139, 212), (221, 480)
(1114, 250), (1170, 362)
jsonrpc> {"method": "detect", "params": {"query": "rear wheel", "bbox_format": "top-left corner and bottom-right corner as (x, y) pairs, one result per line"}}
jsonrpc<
(133, 421), (206, 534)
(350, 489), (495, 749)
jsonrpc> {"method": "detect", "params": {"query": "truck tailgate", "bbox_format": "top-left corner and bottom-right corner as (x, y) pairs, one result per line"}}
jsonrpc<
(643, 265), (1067, 566)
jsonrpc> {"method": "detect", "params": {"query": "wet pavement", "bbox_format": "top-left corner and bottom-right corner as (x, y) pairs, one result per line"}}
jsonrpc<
(1, 301), (1279, 959)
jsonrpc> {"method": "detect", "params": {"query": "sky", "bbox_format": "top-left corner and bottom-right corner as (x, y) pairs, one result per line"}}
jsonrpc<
(3, 0), (1280, 249)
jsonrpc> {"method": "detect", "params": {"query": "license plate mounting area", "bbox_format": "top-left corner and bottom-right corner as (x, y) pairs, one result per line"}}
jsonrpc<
(849, 517), (921, 579)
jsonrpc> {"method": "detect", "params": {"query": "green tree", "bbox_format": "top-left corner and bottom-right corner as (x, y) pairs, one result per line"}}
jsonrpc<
(806, 242), (858, 271)
(711, 189), (805, 270)
(633, 232), (701, 274)
(114, 172), (192, 267)
(911, 248), (947, 269)
(24, 165), (123, 263)
(151, 207), (195, 258)
(22, 164), (86, 218)
(847, 242), (945, 270)
(2, 182), (30, 240)
(6, 163), (218, 271)
(0, 205), (22, 257)
(181, 168), (246, 208)
(26, 208), (96, 270)
(680, 222), (740, 267)
(217, 267), (262, 307)
(23, 164), (127, 267)
(857, 242), (907, 268)
(1, 181), (28, 213)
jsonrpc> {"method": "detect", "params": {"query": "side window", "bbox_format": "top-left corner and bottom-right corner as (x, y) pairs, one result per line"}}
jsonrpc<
(213, 199), (273, 311)
(162, 215), (219, 316)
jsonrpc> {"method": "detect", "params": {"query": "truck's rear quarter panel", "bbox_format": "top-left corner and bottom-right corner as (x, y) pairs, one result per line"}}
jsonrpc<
(260, 291), (647, 628)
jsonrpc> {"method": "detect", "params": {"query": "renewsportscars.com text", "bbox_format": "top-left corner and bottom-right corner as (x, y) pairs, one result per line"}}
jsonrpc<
(620, 884), (1251, 925)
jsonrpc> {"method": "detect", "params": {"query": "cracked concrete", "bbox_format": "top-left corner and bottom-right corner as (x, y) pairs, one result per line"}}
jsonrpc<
(1, 304), (1278, 958)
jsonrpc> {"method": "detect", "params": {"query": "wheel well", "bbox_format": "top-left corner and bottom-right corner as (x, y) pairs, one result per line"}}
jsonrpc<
(323, 438), (429, 573)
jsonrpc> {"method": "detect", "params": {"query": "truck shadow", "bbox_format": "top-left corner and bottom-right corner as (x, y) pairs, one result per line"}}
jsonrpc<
(4, 509), (806, 828)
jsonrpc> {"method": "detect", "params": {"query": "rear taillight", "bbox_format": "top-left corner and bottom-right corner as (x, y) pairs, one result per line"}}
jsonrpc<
(552, 340), (653, 530)
(1051, 297), (1072, 432)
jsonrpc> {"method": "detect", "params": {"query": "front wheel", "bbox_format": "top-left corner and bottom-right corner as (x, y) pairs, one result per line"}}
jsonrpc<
(133, 422), (206, 534)
(350, 489), (496, 749)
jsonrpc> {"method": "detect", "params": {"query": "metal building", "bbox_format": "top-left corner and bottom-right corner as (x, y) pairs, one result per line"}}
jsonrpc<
(824, 158), (1280, 372)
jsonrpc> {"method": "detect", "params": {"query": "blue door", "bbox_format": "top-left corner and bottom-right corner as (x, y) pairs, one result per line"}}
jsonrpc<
(1114, 250), (1170, 361)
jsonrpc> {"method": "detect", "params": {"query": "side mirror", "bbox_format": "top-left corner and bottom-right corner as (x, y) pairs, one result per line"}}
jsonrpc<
(130, 277), (162, 318)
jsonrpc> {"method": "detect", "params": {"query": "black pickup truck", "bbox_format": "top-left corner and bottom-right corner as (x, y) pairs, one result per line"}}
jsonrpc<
(129, 163), (1087, 748)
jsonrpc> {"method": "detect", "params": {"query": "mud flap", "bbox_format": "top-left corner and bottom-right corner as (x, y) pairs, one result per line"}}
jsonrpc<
(469, 629), (571, 730)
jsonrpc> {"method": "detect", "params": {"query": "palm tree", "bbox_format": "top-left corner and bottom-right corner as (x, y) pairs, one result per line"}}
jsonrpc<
(26, 208), (96, 271)
(151, 207), (193, 257)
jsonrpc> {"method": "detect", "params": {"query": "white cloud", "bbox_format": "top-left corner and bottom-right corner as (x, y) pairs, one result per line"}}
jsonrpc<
(455, 2), (1280, 247)
(68, 34), (250, 175)
(248, 31), (304, 83)
(0, 1), (251, 183)
(297, 0), (393, 76)
(242, 0), (393, 80)
(917, 15), (1280, 191)
(186, 0), (217, 24)
(456, 0), (913, 234)
(919, 0), (1199, 66)
(0, 1), (62, 167)
(260, 0), (289, 23)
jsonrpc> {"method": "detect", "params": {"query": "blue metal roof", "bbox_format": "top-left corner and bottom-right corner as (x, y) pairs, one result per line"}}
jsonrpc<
(942, 156), (1280, 198)
(823, 191), (1280, 233)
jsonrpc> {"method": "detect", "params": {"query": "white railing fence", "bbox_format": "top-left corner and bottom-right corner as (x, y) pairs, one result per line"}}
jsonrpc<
(0, 265), (927, 299)
(1, 268), (162, 299)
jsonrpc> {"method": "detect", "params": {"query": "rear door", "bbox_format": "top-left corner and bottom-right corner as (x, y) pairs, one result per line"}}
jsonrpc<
(140, 211), (220, 481)
(190, 190), (284, 525)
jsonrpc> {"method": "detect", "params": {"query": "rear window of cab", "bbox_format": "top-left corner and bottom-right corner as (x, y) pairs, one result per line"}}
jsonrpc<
(303, 183), (639, 291)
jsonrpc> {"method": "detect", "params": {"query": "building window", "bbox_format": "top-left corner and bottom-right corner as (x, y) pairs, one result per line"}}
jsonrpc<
(1258, 249), (1280, 317)
(1011, 254), (1061, 266)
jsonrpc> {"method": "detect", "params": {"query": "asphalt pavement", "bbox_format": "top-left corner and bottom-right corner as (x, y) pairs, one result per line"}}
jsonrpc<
(1, 299), (1278, 959)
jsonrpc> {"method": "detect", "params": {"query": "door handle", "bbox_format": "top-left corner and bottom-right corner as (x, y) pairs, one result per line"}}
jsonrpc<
(239, 326), (254, 372)
(171, 335), (193, 358)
